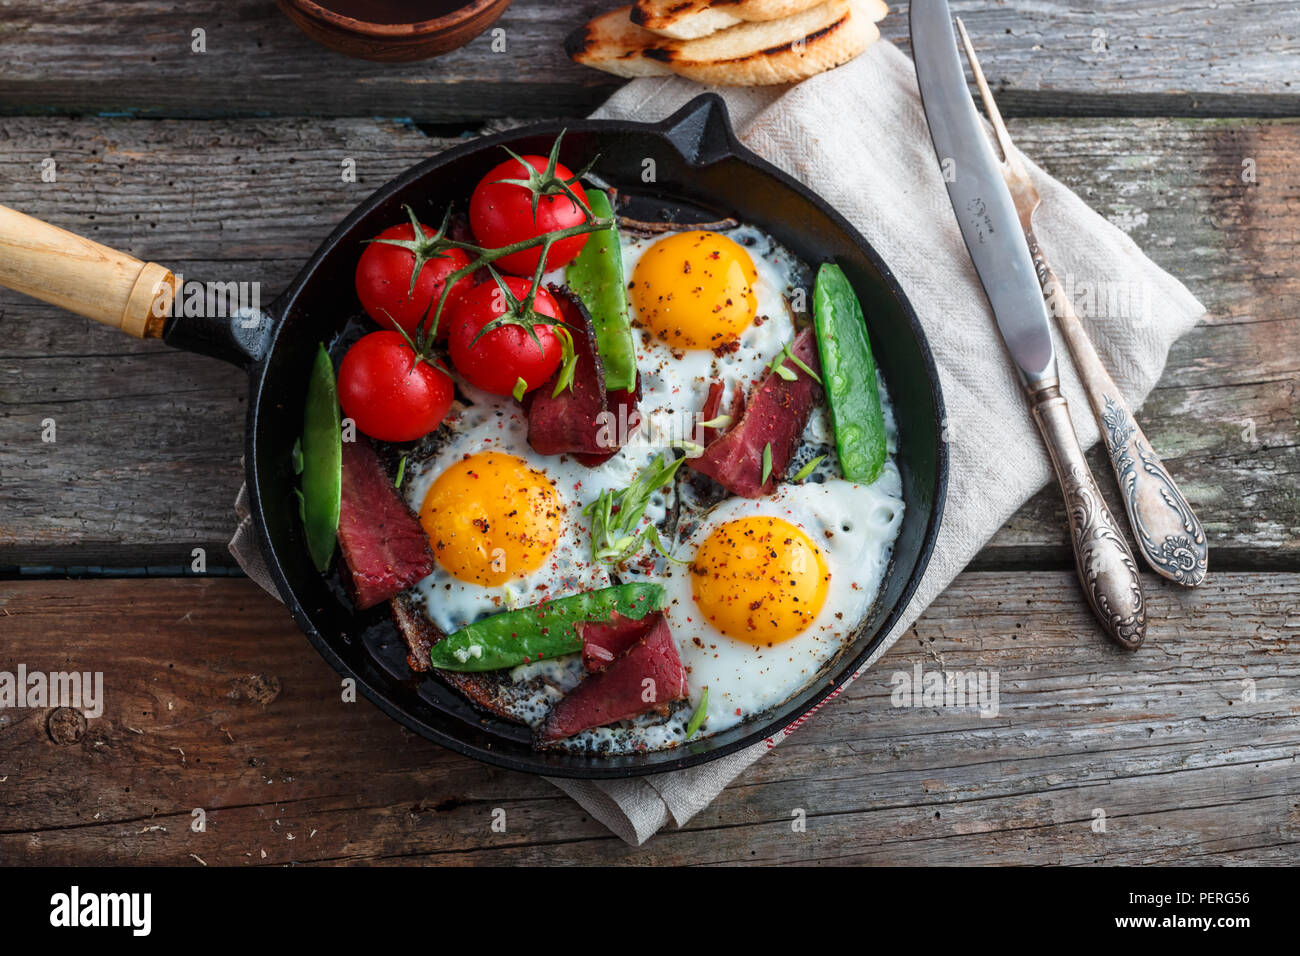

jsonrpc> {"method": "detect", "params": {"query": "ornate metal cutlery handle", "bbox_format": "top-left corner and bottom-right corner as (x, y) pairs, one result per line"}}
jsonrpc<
(1028, 232), (1209, 587)
(1029, 382), (1147, 650)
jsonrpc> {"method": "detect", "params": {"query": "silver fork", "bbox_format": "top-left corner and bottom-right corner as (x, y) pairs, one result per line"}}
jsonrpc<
(956, 18), (1208, 587)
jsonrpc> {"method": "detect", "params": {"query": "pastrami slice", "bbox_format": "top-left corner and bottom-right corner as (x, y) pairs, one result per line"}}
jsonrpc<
(688, 327), (823, 497)
(337, 437), (434, 610)
(540, 612), (688, 742)
(578, 611), (656, 673)
(528, 285), (641, 464)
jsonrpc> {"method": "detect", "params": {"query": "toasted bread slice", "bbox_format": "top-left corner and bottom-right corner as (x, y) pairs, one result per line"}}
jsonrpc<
(633, 0), (837, 41)
(637, 5), (742, 41)
(567, 0), (882, 87)
(565, 7), (675, 78)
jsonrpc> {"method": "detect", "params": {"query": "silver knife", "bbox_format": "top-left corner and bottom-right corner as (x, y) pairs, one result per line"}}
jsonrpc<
(910, 0), (1147, 649)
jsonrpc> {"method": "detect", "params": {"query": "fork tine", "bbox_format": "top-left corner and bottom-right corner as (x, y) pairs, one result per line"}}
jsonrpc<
(955, 17), (1020, 171)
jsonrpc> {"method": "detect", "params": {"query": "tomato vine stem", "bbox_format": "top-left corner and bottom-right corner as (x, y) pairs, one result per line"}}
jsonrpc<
(371, 131), (611, 364)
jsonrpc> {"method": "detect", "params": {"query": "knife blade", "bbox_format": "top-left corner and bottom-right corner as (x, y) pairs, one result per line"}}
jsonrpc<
(910, 0), (1054, 385)
(909, 0), (1147, 650)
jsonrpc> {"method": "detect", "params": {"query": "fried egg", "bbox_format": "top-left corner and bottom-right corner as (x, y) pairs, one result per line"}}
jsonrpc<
(661, 471), (904, 738)
(402, 397), (672, 634)
(620, 225), (807, 454)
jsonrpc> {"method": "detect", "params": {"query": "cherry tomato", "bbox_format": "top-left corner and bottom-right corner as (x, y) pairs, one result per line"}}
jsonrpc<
(447, 278), (564, 397)
(469, 156), (590, 276)
(355, 222), (473, 340)
(337, 331), (453, 442)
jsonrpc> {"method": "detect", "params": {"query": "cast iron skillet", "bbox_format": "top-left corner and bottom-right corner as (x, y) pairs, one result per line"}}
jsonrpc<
(0, 95), (947, 778)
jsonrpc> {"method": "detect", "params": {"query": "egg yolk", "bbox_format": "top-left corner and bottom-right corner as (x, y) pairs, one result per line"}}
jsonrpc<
(630, 230), (758, 350)
(690, 516), (829, 646)
(419, 452), (562, 587)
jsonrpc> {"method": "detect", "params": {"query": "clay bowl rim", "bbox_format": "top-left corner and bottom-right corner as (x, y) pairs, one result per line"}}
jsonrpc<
(285, 0), (509, 38)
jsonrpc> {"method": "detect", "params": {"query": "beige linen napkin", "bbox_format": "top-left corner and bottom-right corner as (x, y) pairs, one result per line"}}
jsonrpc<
(231, 39), (1205, 846)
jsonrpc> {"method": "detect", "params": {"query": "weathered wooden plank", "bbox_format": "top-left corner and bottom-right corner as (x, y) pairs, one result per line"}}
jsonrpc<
(0, 573), (1294, 864)
(0, 2), (1296, 121)
(0, 115), (1294, 569)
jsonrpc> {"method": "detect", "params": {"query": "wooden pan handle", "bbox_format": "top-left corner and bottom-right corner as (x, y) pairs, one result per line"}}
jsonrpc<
(0, 204), (177, 339)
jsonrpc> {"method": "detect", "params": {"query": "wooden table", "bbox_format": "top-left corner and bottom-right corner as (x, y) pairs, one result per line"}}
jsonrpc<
(0, 1), (1296, 864)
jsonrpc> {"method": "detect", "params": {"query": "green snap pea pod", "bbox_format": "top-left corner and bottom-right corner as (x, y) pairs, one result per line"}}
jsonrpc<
(812, 263), (887, 483)
(430, 582), (666, 673)
(564, 189), (637, 393)
(301, 343), (342, 572)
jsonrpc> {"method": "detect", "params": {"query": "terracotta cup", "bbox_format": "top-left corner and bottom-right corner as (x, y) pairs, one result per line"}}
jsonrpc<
(276, 0), (514, 62)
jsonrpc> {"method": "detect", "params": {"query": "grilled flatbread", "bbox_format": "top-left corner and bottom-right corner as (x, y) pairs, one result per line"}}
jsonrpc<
(565, 6), (672, 79)
(566, 0), (885, 86)
(632, 0), (833, 41)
